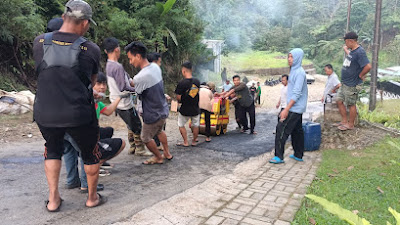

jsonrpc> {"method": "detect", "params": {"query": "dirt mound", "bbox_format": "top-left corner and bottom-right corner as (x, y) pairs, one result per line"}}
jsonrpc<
(319, 120), (392, 150)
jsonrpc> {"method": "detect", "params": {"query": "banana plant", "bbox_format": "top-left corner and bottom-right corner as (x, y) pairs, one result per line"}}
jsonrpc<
(155, 0), (179, 46)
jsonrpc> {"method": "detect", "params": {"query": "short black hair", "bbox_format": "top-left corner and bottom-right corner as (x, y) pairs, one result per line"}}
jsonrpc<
(125, 41), (147, 58)
(182, 61), (192, 70)
(96, 72), (107, 83)
(103, 37), (119, 53)
(325, 64), (333, 70)
(232, 75), (240, 80)
(147, 52), (161, 62)
(200, 82), (207, 86)
(282, 74), (289, 79)
(47, 17), (63, 32)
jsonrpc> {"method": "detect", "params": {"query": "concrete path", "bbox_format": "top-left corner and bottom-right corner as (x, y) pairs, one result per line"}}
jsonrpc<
(115, 147), (321, 225)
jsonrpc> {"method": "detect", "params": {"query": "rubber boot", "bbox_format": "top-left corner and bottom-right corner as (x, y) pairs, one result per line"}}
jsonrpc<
(127, 130), (136, 155)
(134, 134), (153, 156)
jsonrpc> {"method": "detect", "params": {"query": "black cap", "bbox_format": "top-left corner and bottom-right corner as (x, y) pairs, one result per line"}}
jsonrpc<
(344, 31), (358, 40)
(47, 17), (63, 32)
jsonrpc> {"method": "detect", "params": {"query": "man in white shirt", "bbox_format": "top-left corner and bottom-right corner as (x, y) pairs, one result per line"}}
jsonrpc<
(222, 80), (233, 92)
(321, 64), (341, 103)
(276, 74), (289, 111)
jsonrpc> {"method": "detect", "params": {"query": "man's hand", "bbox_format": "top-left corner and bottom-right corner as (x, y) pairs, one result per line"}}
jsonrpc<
(343, 45), (349, 51)
(279, 108), (289, 122)
(119, 92), (131, 98)
(360, 74), (367, 81)
(276, 103), (280, 109)
(331, 88), (337, 93)
(321, 97), (324, 103)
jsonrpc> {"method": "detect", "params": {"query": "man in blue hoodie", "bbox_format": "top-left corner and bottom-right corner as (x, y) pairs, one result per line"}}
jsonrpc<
(270, 48), (308, 164)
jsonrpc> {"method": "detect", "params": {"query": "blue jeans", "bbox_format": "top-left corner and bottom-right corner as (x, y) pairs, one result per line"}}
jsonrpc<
(63, 134), (88, 188)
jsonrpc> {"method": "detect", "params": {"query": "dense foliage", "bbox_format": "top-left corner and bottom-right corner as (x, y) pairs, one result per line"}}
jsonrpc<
(0, 0), (208, 93)
(192, 0), (400, 74)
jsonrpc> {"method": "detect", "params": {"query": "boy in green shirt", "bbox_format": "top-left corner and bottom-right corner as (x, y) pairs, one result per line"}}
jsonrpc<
(256, 82), (262, 105)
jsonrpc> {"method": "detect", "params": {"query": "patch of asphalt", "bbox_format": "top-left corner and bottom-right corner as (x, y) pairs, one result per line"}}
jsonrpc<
(0, 111), (277, 225)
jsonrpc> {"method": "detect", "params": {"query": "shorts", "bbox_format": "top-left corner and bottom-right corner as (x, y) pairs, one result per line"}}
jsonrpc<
(141, 118), (166, 143)
(98, 138), (123, 160)
(38, 122), (101, 165)
(337, 83), (363, 106)
(178, 113), (200, 127)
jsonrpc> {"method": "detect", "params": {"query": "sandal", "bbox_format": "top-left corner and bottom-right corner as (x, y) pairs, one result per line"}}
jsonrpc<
(289, 154), (304, 162)
(269, 156), (285, 164)
(338, 125), (354, 131)
(176, 143), (189, 147)
(45, 198), (63, 212)
(162, 154), (173, 161)
(142, 157), (164, 165)
(86, 193), (107, 208)
(332, 122), (345, 127)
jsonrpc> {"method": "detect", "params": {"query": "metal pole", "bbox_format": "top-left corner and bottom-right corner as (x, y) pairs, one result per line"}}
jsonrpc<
(346, 0), (352, 33)
(344, 0), (352, 60)
(369, 0), (383, 111)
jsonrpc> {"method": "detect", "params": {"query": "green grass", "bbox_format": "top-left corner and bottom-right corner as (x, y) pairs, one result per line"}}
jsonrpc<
(293, 137), (400, 225)
(222, 51), (312, 72)
(358, 100), (400, 130)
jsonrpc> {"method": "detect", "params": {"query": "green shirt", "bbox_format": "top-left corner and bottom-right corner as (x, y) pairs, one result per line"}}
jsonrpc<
(95, 101), (106, 119)
(257, 86), (261, 95)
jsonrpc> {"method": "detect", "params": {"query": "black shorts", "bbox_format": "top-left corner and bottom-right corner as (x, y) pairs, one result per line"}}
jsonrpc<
(38, 122), (101, 165)
(99, 127), (114, 139)
(98, 138), (123, 160)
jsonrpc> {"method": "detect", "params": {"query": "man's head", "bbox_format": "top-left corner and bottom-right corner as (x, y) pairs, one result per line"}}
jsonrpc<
(225, 80), (230, 85)
(324, 64), (334, 76)
(344, 31), (358, 49)
(47, 17), (63, 32)
(252, 83), (255, 87)
(281, 74), (288, 86)
(125, 41), (148, 68)
(103, 37), (120, 58)
(93, 72), (107, 94)
(147, 53), (162, 66)
(61, 0), (96, 36)
(232, 75), (241, 86)
(181, 61), (193, 78)
(257, 82), (260, 86)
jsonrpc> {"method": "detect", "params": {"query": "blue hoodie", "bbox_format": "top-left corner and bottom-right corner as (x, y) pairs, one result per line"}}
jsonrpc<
(286, 48), (308, 114)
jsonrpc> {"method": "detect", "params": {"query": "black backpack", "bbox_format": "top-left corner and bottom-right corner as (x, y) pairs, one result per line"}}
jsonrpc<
(34, 32), (95, 127)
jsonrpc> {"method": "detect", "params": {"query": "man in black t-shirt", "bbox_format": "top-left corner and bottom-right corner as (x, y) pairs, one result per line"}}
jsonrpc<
(33, 0), (105, 211)
(175, 62), (201, 147)
(249, 83), (257, 101)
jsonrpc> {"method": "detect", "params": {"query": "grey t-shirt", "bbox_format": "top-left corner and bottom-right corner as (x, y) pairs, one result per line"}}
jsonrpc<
(341, 46), (370, 87)
(231, 82), (253, 108)
(133, 63), (169, 124)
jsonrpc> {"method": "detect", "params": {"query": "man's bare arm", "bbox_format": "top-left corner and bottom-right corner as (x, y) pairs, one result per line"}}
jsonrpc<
(359, 63), (372, 81)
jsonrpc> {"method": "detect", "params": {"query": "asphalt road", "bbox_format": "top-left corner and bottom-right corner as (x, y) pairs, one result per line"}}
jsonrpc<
(0, 111), (277, 225)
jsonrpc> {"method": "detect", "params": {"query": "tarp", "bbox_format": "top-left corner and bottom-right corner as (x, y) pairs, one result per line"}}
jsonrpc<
(0, 89), (35, 115)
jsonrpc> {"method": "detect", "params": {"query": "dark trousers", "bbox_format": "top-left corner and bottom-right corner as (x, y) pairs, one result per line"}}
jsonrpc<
(234, 103), (245, 129)
(256, 95), (261, 105)
(201, 109), (211, 137)
(275, 111), (304, 160)
(99, 127), (113, 139)
(240, 102), (256, 132)
(116, 107), (142, 135)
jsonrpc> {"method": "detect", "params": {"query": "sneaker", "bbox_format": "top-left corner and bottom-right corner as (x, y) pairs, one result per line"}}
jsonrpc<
(289, 154), (304, 162)
(65, 181), (81, 189)
(269, 156), (285, 164)
(80, 184), (105, 193)
(99, 169), (111, 176)
(100, 162), (114, 169)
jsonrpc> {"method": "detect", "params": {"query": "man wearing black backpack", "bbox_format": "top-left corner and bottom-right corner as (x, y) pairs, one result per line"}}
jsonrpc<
(33, 0), (105, 211)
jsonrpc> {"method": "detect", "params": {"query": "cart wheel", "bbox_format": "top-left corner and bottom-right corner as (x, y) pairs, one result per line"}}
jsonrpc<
(222, 125), (228, 134)
(215, 125), (221, 136)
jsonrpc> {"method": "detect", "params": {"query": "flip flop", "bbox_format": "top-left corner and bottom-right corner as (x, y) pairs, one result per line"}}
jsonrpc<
(86, 193), (107, 208)
(162, 154), (173, 161)
(332, 122), (345, 127)
(176, 143), (189, 147)
(269, 156), (285, 164)
(289, 154), (304, 162)
(338, 125), (354, 131)
(250, 131), (257, 135)
(142, 157), (164, 165)
(45, 198), (63, 212)
(205, 138), (211, 142)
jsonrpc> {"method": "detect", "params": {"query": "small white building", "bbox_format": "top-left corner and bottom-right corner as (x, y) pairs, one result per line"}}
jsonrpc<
(202, 39), (224, 73)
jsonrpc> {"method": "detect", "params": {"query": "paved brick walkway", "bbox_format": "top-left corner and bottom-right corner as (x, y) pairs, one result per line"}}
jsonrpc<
(115, 148), (321, 225)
